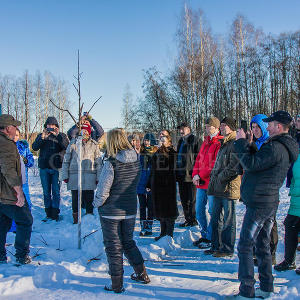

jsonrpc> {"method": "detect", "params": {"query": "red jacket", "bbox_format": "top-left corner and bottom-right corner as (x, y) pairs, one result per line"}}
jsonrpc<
(192, 133), (223, 189)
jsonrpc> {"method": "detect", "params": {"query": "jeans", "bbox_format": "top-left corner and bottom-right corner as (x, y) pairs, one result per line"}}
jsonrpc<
(0, 200), (33, 259)
(178, 181), (196, 223)
(195, 189), (214, 240)
(100, 216), (144, 276)
(40, 168), (61, 209)
(211, 197), (236, 253)
(138, 193), (153, 221)
(283, 214), (300, 264)
(238, 206), (278, 298)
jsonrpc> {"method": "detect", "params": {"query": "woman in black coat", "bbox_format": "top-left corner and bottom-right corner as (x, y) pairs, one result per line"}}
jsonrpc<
(147, 130), (178, 241)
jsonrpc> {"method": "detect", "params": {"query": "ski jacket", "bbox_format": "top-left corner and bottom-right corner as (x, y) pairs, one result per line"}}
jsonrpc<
(94, 149), (140, 217)
(207, 131), (242, 200)
(32, 132), (69, 169)
(234, 133), (299, 208)
(137, 145), (157, 194)
(192, 133), (223, 189)
(289, 151), (300, 217)
(61, 138), (102, 191)
(0, 131), (22, 205)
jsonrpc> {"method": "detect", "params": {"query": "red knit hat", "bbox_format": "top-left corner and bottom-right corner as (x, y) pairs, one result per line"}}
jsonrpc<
(81, 122), (92, 135)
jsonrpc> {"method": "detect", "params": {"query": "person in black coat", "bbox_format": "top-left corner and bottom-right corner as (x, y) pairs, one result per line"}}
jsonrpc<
(226, 111), (299, 300)
(32, 116), (69, 221)
(176, 123), (200, 227)
(147, 130), (178, 241)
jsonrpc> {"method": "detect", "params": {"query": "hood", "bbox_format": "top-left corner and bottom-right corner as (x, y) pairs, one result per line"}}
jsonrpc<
(116, 149), (138, 163)
(16, 140), (29, 151)
(223, 131), (236, 144)
(250, 114), (269, 145)
(143, 133), (157, 146)
(272, 133), (299, 163)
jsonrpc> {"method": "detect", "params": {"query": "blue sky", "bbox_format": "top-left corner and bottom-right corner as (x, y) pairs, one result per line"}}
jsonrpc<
(0, 0), (299, 129)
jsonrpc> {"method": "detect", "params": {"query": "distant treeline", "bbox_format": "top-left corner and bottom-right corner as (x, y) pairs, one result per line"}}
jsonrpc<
(0, 71), (71, 140)
(123, 7), (300, 135)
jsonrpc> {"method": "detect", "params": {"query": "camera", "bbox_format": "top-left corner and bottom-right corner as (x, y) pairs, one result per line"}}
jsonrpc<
(47, 128), (55, 132)
(240, 120), (248, 133)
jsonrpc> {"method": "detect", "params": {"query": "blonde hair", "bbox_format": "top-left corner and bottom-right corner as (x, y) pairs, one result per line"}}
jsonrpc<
(107, 128), (133, 157)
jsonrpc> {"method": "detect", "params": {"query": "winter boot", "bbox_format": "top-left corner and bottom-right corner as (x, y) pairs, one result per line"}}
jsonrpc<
(165, 219), (175, 237)
(15, 255), (32, 265)
(155, 220), (167, 241)
(131, 264), (150, 284)
(73, 212), (78, 224)
(145, 220), (153, 236)
(197, 238), (211, 249)
(104, 275), (125, 293)
(139, 220), (147, 236)
(51, 208), (60, 221)
(255, 288), (273, 299)
(274, 260), (296, 271)
(42, 207), (52, 222)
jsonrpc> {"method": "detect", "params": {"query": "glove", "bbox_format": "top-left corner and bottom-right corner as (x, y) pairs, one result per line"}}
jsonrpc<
(64, 179), (69, 183)
(96, 181), (99, 185)
(23, 157), (28, 165)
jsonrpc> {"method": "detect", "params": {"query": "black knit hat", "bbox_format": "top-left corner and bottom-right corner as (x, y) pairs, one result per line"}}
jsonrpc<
(221, 117), (236, 131)
(44, 116), (59, 128)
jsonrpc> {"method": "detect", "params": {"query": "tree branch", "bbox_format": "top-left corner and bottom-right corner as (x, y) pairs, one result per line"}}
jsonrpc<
(49, 98), (77, 125)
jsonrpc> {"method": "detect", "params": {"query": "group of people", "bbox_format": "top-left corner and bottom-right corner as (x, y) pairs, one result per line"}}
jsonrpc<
(0, 109), (299, 299)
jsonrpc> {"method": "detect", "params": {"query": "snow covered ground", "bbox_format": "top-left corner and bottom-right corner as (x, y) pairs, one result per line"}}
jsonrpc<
(1, 167), (300, 300)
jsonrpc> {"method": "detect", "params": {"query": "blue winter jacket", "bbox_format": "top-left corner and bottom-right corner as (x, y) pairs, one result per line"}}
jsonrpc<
(250, 114), (269, 150)
(10, 140), (34, 232)
(137, 145), (157, 195)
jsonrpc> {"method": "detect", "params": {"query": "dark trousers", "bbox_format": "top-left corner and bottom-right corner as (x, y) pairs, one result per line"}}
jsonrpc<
(178, 181), (196, 223)
(138, 193), (153, 221)
(159, 218), (175, 237)
(71, 190), (94, 214)
(0, 201), (33, 259)
(283, 214), (300, 264)
(40, 168), (60, 209)
(100, 216), (144, 276)
(238, 206), (277, 298)
(211, 197), (236, 253)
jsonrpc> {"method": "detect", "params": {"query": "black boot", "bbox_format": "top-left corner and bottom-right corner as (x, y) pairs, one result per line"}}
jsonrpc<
(131, 264), (150, 284)
(274, 260), (296, 271)
(155, 220), (167, 241)
(51, 208), (60, 221)
(104, 275), (125, 293)
(72, 212), (78, 224)
(42, 208), (52, 222)
(165, 219), (175, 237)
